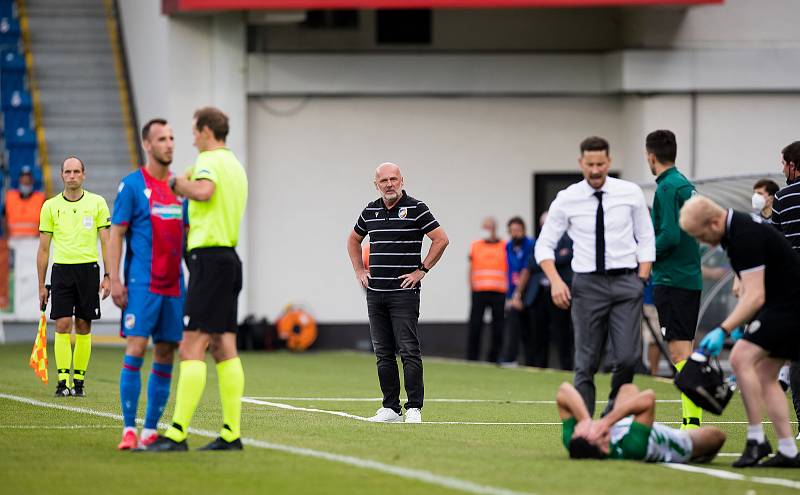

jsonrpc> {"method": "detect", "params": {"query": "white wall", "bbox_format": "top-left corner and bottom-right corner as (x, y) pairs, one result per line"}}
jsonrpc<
(248, 97), (624, 322)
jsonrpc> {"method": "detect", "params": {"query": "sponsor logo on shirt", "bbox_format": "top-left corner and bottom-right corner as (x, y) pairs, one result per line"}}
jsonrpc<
(152, 203), (183, 220)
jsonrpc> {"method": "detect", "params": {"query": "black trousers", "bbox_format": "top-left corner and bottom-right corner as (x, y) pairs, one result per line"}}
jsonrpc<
(367, 289), (423, 412)
(501, 306), (532, 365)
(790, 361), (800, 427)
(467, 291), (505, 362)
(529, 287), (574, 370)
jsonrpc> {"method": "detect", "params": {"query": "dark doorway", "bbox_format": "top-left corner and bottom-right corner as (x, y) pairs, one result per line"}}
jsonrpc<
(532, 172), (620, 236)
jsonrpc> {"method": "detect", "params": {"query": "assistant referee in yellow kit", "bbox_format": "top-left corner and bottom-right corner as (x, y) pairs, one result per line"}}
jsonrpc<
(144, 107), (248, 452)
(37, 156), (112, 398)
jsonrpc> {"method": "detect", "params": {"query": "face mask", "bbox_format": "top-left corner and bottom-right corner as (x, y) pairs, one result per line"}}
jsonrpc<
(19, 184), (33, 196)
(751, 193), (766, 211)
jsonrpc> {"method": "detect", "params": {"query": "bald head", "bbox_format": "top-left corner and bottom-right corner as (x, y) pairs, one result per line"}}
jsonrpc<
(60, 156), (86, 192)
(679, 195), (728, 245)
(374, 162), (404, 206)
(375, 162), (401, 179)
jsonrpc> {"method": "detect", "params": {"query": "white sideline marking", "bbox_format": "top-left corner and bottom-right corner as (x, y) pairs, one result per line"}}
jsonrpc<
(244, 396), (682, 405)
(0, 393), (533, 495)
(661, 463), (800, 490)
(243, 398), (789, 427)
(1, 425), (118, 429)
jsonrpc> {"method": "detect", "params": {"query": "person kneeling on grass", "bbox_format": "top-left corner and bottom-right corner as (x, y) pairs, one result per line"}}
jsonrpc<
(557, 382), (726, 463)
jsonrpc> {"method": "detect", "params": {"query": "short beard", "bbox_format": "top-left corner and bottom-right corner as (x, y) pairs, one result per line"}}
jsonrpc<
(153, 155), (172, 167)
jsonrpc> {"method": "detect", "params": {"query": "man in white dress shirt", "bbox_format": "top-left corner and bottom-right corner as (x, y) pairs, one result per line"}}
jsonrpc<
(535, 136), (656, 416)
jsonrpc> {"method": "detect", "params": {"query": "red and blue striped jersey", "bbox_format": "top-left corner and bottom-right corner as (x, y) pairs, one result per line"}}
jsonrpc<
(112, 168), (186, 297)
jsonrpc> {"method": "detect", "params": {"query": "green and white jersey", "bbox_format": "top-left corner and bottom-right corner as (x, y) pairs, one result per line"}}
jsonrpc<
(562, 416), (692, 463)
(611, 417), (692, 463)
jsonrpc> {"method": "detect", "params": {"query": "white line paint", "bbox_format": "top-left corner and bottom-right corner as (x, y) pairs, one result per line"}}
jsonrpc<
(661, 463), (800, 490)
(243, 398), (790, 427)
(1, 425), (118, 429)
(0, 393), (532, 495)
(243, 396), (683, 405)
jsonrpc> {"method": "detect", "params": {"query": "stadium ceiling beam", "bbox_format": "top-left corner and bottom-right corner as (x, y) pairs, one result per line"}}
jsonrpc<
(163, 0), (721, 14)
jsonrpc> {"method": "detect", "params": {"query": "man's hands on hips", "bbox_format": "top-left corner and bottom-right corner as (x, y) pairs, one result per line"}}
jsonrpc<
(356, 268), (371, 289)
(399, 269), (425, 289)
(550, 278), (571, 310)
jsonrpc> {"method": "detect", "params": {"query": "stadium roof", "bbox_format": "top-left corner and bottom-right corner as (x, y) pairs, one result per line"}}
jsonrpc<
(640, 172), (784, 211)
(164, 0), (722, 13)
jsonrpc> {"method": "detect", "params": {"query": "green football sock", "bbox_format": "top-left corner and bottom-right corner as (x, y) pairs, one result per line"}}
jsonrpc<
(164, 360), (207, 443)
(675, 360), (702, 429)
(54, 333), (72, 384)
(72, 334), (91, 381)
(217, 357), (244, 442)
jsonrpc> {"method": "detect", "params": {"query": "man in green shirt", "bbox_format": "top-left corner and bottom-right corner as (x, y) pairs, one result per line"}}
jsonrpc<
(558, 382), (725, 463)
(646, 130), (703, 430)
(37, 156), (111, 398)
(145, 106), (248, 452)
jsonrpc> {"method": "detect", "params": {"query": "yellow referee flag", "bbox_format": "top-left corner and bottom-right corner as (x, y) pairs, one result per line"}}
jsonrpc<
(29, 311), (48, 384)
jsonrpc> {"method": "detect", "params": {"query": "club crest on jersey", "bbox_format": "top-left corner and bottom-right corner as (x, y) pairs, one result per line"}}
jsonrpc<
(399, 207), (408, 219)
(83, 216), (94, 229)
(124, 313), (136, 329)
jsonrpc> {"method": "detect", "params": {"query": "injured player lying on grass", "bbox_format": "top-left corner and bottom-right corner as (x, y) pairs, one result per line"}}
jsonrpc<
(557, 382), (726, 463)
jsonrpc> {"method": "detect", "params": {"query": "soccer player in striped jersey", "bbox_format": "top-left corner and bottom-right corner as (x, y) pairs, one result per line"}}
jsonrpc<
(109, 119), (186, 450)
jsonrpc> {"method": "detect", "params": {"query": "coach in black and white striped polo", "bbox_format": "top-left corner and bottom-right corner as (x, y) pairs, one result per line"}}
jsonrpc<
(347, 162), (449, 424)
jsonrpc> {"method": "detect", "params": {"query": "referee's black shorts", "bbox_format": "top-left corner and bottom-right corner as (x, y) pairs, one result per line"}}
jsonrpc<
(743, 305), (800, 361)
(185, 247), (242, 333)
(653, 285), (701, 342)
(50, 262), (101, 321)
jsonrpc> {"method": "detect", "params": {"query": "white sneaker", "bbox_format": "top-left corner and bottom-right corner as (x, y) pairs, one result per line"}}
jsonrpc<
(367, 407), (402, 423)
(405, 408), (422, 423)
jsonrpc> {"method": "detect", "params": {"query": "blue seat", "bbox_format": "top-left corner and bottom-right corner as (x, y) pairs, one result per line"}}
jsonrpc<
(0, 1), (15, 21)
(6, 125), (37, 188)
(0, 15), (19, 48)
(0, 49), (25, 95)
(2, 89), (32, 132)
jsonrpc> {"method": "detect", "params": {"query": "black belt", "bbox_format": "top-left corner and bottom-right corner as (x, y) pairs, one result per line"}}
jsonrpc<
(590, 268), (637, 276)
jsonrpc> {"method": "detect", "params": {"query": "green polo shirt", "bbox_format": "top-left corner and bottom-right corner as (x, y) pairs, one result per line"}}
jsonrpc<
(39, 191), (110, 264)
(651, 167), (702, 291)
(187, 147), (248, 251)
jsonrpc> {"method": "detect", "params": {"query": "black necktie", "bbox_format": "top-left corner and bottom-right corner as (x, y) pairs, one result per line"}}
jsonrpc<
(594, 191), (605, 273)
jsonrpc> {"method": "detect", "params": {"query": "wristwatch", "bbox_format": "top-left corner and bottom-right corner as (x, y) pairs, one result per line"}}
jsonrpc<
(418, 263), (429, 273)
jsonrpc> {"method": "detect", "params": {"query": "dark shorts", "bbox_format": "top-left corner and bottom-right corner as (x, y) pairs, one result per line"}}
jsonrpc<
(653, 285), (701, 342)
(743, 305), (800, 361)
(50, 262), (101, 321)
(185, 247), (242, 333)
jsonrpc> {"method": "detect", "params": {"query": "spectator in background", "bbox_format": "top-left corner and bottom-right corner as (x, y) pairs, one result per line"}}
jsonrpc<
(467, 217), (507, 362)
(772, 141), (800, 440)
(750, 178), (779, 224)
(500, 216), (534, 366)
(512, 211), (573, 370)
(5, 166), (45, 237)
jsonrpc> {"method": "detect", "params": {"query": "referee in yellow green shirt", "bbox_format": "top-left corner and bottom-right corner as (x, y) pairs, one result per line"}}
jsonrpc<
(37, 156), (112, 397)
(145, 107), (248, 452)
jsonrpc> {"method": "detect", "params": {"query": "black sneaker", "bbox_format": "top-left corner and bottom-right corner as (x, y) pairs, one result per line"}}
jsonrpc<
(197, 437), (243, 451)
(758, 452), (800, 468)
(138, 435), (188, 452)
(72, 379), (85, 397)
(54, 380), (71, 398)
(733, 439), (772, 467)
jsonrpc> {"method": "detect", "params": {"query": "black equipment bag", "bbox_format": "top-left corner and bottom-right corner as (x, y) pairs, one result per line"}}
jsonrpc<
(674, 352), (734, 415)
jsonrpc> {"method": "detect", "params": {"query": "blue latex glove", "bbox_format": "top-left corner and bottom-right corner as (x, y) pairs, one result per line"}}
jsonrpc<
(699, 327), (727, 357)
(730, 327), (745, 342)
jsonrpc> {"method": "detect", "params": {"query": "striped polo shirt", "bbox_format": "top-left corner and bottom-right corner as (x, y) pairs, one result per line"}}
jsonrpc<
(354, 190), (440, 291)
(771, 179), (800, 252)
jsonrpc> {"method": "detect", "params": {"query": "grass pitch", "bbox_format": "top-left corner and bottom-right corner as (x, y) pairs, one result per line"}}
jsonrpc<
(1, 343), (800, 494)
